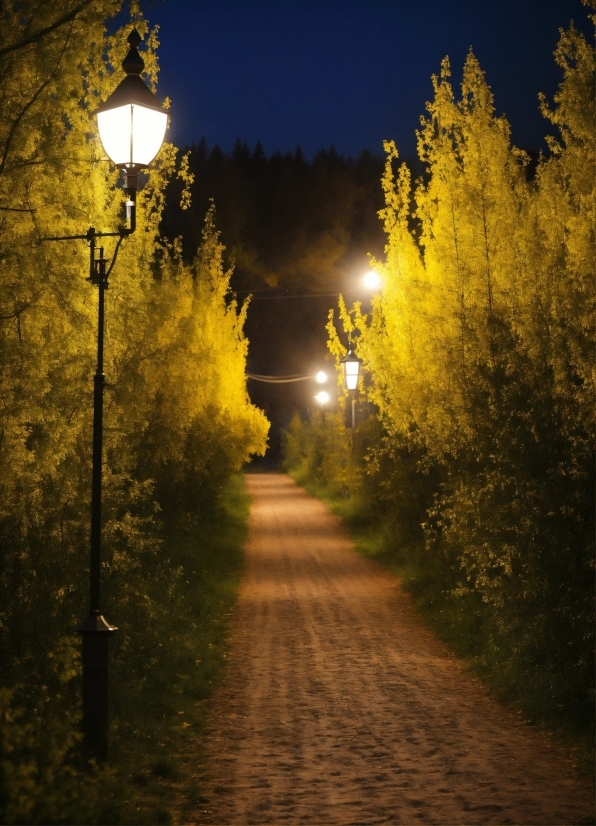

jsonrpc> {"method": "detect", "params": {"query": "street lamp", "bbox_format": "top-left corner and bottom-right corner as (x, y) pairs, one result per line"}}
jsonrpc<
(314, 391), (330, 405)
(340, 348), (362, 437)
(43, 28), (168, 763)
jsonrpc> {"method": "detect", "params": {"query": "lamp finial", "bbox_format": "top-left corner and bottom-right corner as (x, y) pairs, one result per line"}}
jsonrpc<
(122, 28), (144, 75)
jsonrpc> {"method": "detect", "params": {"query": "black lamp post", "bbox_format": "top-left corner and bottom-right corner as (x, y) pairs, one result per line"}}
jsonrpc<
(340, 348), (362, 438)
(43, 28), (168, 763)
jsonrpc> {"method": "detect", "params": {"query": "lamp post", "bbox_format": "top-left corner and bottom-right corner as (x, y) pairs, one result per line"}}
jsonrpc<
(43, 28), (168, 763)
(340, 348), (362, 439)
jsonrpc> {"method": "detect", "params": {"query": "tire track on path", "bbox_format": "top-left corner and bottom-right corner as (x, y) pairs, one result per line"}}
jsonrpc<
(191, 473), (594, 825)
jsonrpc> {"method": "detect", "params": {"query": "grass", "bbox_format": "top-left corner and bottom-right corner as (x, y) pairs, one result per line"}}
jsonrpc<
(290, 471), (595, 777)
(95, 473), (250, 824)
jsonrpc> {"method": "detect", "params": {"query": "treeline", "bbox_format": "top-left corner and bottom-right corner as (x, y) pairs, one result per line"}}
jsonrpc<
(285, 20), (595, 738)
(0, 3), (267, 821)
(163, 139), (387, 293)
(163, 140), (389, 459)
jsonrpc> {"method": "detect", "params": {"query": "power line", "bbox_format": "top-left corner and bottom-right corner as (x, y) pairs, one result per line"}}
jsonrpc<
(246, 372), (317, 383)
(245, 292), (342, 300)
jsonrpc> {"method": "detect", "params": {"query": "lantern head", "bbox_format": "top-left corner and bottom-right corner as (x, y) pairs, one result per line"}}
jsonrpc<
(340, 348), (362, 391)
(96, 29), (169, 192)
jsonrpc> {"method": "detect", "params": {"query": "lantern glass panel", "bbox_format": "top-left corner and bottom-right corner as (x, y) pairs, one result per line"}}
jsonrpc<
(97, 103), (168, 168)
(344, 361), (360, 390)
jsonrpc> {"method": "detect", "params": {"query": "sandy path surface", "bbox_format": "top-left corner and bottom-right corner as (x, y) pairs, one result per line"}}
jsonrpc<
(191, 473), (594, 825)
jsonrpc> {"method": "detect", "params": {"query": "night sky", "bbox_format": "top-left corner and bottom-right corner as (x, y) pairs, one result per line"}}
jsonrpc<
(144, 0), (592, 160)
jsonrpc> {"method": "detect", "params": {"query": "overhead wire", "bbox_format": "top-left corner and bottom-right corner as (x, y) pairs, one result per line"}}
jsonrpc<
(246, 372), (319, 383)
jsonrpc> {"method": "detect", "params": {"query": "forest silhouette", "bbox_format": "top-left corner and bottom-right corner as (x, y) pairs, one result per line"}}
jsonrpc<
(162, 140), (396, 457)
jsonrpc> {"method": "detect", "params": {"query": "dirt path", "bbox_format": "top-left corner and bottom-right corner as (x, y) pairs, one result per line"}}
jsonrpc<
(191, 474), (594, 825)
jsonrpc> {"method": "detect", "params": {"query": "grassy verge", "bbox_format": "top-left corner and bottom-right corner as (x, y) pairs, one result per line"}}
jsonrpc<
(0, 475), (249, 825)
(290, 471), (595, 776)
(96, 473), (249, 824)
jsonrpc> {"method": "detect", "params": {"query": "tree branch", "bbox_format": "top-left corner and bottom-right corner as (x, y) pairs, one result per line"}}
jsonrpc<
(0, 205), (36, 212)
(0, 23), (73, 176)
(0, 1), (95, 58)
(0, 301), (33, 320)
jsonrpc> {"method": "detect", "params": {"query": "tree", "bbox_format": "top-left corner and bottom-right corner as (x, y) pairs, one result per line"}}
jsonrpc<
(0, 3), (268, 814)
(328, 13), (595, 726)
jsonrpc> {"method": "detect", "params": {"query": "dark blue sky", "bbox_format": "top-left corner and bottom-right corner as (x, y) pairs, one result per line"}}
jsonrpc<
(144, 0), (592, 159)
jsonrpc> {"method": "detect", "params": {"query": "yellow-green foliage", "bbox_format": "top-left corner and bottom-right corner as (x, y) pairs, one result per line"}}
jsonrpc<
(0, 640), (114, 825)
(283, 410), (357, 496)
(325, 12), (594, 727)
(0, 3), (268, 820)
(133, 204), (269, 517)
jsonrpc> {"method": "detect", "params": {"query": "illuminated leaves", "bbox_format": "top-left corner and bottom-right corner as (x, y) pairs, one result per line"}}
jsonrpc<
(0, 6), (268, 814)
(327, 17), (595, 686)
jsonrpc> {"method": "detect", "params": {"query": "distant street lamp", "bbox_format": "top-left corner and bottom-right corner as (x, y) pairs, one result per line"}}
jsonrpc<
(314, 391), (330, 405)
(316, 370), (327, 384)
(363, 269), (382, 291)
(43, 28), (169, 763)
(340, 348), (362, 437)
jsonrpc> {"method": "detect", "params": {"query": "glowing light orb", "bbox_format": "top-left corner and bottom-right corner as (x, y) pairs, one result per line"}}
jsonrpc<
(315, 391), (330, 405)
(316, 371), (327, 383)
(363, 270), (382, 290)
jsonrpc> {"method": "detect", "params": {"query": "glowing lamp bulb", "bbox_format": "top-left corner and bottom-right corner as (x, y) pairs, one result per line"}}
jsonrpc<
(315, 391), (330, 405)
(97, 104), (168, 169)
(364, 270), (382, 290)
(316, 371), (327, 384)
